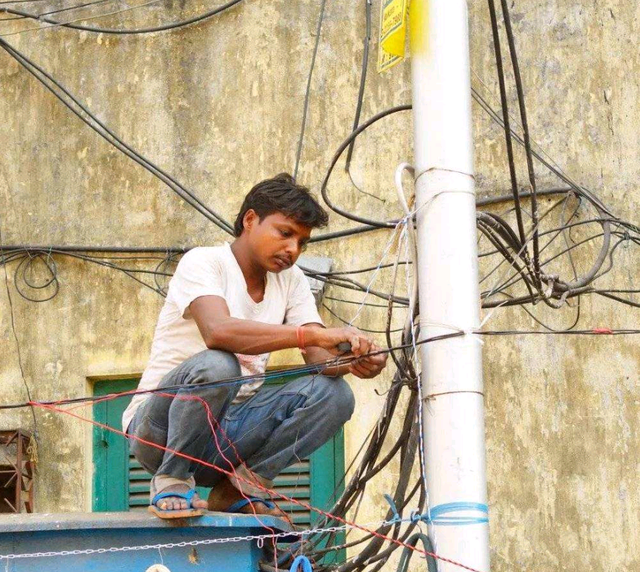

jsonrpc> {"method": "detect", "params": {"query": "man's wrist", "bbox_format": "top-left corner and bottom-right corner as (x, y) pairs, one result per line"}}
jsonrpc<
(302, 325), (323, 348)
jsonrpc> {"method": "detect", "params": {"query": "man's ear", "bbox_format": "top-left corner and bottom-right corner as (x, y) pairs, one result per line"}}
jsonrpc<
(243, 209), (258, 232)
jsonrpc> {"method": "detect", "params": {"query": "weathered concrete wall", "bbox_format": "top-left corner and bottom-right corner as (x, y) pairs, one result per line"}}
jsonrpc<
(0, 0), (637, 570)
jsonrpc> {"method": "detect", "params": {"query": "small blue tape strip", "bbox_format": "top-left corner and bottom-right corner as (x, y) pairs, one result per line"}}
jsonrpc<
(383, 493), (402, 523)
(413, 502), (488, 526)
(290, 555), (313, 572)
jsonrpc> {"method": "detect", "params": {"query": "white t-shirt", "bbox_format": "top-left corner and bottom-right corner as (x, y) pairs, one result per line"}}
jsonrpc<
(122, 243), (323, 432)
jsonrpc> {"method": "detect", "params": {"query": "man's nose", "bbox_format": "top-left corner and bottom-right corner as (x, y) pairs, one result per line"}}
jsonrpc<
(285, 238), (300, 257)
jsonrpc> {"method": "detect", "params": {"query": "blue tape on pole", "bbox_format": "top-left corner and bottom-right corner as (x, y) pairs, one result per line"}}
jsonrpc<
(413, 502), (488, 526)
(290, 555), (313, 572)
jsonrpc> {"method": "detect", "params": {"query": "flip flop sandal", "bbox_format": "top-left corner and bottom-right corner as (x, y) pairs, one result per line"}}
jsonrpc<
(224, 497), (276, 514)
(148, 489), (206, 519)
(225, 497), (294, 526)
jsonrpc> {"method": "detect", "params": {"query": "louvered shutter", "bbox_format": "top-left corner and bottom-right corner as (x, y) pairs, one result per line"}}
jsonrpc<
(127, 453), (312, 526)
(127, 453), (152, 511)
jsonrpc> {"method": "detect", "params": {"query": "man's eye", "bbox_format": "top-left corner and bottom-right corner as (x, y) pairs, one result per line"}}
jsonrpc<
(280, 229), (291, 237)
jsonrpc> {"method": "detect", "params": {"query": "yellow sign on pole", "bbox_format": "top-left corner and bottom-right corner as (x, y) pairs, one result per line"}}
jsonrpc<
(378, 0), (409, 73)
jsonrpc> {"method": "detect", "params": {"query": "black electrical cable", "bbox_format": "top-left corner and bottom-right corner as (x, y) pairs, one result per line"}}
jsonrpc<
(486, 0), (535, 288)
(309, 261), (411, 277)
(320, 104), (411, 228)
(325, 295), (403, 309)
(0, 38), (235, 235)
(482, 195), (583, 298)
(304, 270), (410, 306)
(478, 193), (574, 296)
(2, 210), (632, 307)
(487, 218), (618, 304)
(305, 375), (410, 564)
(0, 214), (39, 441)
(39, 0), (113, 18)
(0, 246), (416, 304)
(14, 328), (637, 414)
(0, 334), (461, 411)
(595, 291), (640, 308)
(0, 0), (243, 35)
(1, 249), (171, 300)
(344, 0), (371, 172)
(0, 244), (188, 254)
(471, 85), (615, 218)
(0, 187), (574, 252)
(479, 194), (570, 285)
(498, 0), (541, 284)
(292, 0), (326, 181)
(321, 302), (404, 334)
(310, 223), (381, 243)
(477, 187), (570, 207)
(395, 533), (437, 572)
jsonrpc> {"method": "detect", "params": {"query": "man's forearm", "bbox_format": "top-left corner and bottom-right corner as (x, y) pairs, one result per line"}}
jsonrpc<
(201, 318), (301, 354)
(201, 318), (330, 355)
(191, 296), (370, 358)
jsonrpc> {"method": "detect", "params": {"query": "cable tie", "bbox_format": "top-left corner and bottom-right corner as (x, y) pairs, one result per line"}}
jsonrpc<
(463, 328), (484, 346)
(383, 493), (402, 524)
(409, 510), (422, 524)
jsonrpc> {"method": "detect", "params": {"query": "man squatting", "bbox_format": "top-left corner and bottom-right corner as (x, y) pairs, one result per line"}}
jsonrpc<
(123, 173), (388, 519)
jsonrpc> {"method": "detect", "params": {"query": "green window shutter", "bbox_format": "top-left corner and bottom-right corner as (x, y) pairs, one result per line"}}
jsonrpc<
(128, 454), (154, 510)
(272, 459), (312, 526)
(92, 380), (134, 513)
(92, 379), (207, 511)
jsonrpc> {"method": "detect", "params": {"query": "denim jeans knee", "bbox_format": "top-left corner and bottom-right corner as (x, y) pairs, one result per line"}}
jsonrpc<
(308, 375), (355, 424)
(189, 349), (241, 384)
(128, 410), (167, 475)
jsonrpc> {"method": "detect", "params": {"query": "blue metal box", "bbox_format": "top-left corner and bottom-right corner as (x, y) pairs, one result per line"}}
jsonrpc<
(0, 511), (291, 572)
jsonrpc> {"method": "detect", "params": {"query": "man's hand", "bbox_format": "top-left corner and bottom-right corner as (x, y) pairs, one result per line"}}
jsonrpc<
(302, 326), (388, 379)
(348, 343), (388, 379)
(307, 326), (374, 357)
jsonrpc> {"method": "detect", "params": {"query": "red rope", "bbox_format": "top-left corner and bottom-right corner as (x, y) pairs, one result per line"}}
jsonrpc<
(30, 400), (486, 572)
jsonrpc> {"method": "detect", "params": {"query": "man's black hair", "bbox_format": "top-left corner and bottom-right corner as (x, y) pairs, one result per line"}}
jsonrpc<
(234, 173), (329, 237)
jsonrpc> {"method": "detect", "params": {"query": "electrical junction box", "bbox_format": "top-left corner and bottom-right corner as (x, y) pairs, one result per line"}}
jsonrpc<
(297, 255), (332, 304)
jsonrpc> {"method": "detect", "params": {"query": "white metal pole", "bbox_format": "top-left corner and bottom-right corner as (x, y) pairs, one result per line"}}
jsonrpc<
(410, 1), (490, 571)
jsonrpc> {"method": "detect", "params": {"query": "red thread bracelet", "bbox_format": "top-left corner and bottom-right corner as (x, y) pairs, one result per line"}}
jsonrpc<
(296, 326), (307, 354)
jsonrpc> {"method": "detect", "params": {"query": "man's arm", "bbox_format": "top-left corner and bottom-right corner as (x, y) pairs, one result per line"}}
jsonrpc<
(190, 295), (374, 356)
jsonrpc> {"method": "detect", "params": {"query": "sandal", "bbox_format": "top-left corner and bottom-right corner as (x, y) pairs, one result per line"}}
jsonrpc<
(148, 489), (206, 519)
(225, 497), (276, 513)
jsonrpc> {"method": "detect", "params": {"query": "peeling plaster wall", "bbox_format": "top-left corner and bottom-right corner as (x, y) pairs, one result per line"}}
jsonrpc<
(0, 1), (638, 570)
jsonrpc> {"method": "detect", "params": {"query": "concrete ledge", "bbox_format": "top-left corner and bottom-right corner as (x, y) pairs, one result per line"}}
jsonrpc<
(0, 510), (292, 533)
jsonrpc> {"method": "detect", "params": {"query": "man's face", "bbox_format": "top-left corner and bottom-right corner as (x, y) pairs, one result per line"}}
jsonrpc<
(242, 210), (312, 273)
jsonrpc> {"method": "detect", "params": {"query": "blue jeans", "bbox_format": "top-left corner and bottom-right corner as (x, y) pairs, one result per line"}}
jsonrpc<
(128, 350), (355, 496)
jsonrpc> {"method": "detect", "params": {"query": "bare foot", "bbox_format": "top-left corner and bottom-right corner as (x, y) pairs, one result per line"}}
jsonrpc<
(153, 483), (208, 512)
(207, 477), (288, 520)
